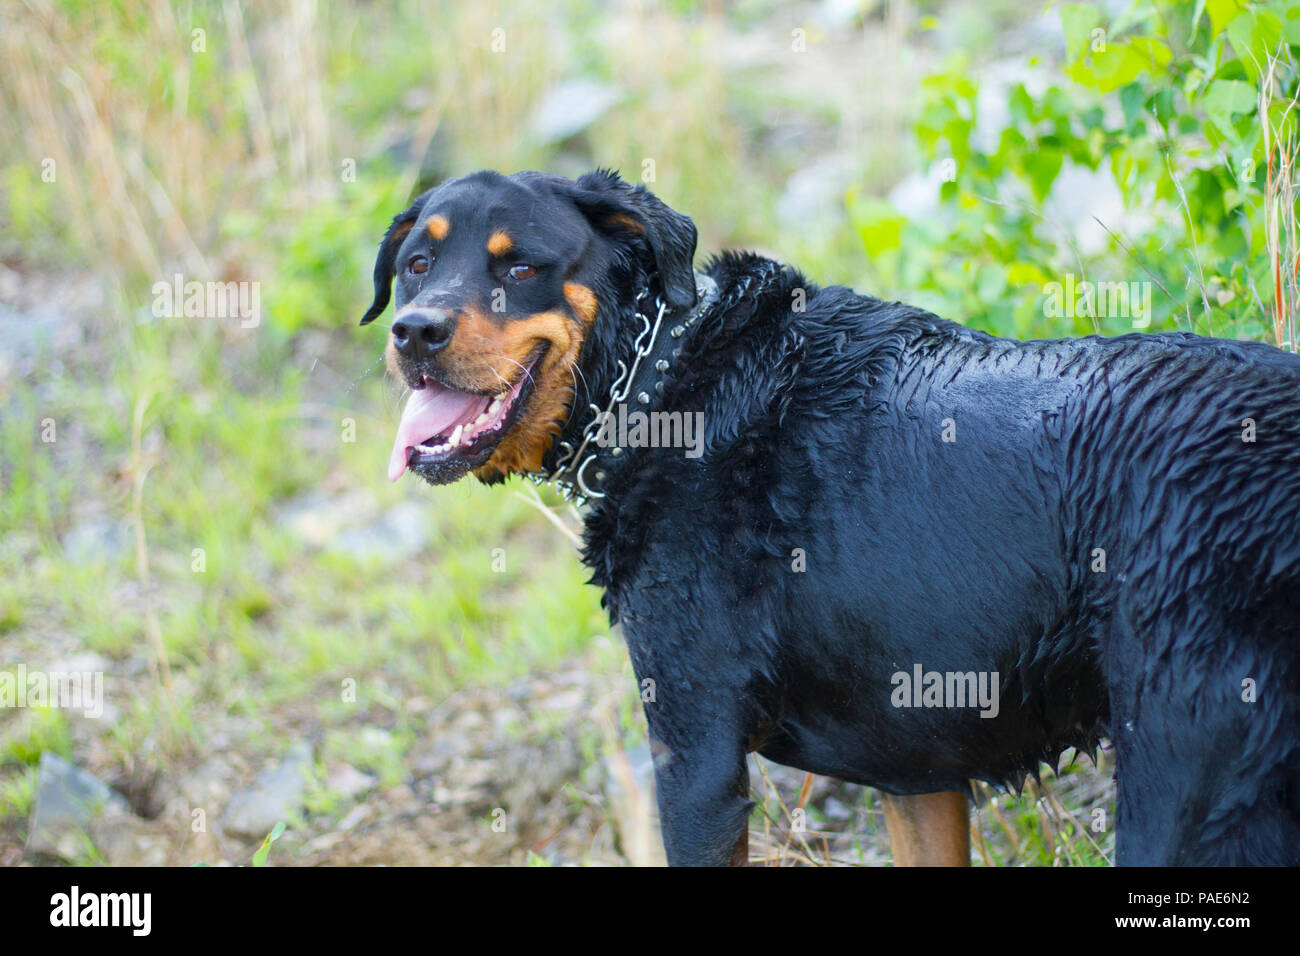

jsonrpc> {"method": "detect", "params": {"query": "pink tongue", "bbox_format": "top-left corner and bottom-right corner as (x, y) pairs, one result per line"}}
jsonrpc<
(388, 383), (486, 481)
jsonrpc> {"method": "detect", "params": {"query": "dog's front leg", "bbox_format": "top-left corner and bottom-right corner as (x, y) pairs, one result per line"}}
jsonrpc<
(879, 790), (971, 866)
(651, 733), (752, 867)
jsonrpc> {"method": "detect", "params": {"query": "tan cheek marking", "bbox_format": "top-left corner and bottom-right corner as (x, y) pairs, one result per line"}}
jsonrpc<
(436, 309), (513, 390)
(563, 282), (598, 326)
(427, 215), (449, 240)
(427, 309), (585, 481)
(456, 312), (584, 482)
(487, 231), (513, 257)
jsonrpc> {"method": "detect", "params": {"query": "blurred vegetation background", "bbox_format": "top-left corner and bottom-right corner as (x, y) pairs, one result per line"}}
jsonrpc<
(0, 0), (1296, 866)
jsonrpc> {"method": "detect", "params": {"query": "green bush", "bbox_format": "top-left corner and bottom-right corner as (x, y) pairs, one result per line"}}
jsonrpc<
(851, 0), (1300, 346)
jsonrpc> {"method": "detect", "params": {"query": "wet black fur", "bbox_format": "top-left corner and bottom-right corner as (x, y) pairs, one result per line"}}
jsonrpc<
(364, 170), (1300, 866)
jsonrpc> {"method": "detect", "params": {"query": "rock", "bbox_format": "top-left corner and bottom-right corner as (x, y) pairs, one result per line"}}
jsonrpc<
(327, 763), (376, 801)
(61, 517), (129, 565)
(44, 652), (110, 675)
(332, 502), (431, 561)
(91, 803), (170, 867)
(221, 741), (312, 841)
(27, 751), (128, 860)
(278, 490), (378, 547)
(529, 79), (621, 145)
(358, 727), (395, 752)
(174, 756), (232, 809)
(337, 803), (372, 832)
(280, 492), (429, 563)
(161, 761), (228, 866)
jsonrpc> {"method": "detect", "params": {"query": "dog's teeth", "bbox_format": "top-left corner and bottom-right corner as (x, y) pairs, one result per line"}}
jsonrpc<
(488, 398), (502, 414)
(450, 425), (464, 446)
(474, 412), (490, 426)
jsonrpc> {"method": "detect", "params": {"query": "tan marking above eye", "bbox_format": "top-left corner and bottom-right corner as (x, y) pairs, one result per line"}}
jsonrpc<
(427, 215), (450, 240)
(487, 231), (513, 256)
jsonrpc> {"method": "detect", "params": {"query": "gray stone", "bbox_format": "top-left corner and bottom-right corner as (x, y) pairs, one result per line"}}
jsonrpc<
(221, 740), (313, 841)
(278, 489), (378, 547)
(280, 491), (429, 563)
(327, 763), (377, 801)
(529, 79), (621, 145)
(332, 501), (430, 562)
(92, 803), (170, 867)
(61, 517), (129, 565)
(27, 751), (128, 860)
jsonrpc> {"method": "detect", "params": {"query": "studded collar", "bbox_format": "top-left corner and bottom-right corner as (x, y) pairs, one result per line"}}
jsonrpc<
(534, 271), (720, 503)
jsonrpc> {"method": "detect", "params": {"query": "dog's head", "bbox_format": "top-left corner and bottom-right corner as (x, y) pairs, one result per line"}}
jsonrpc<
(361, 169), (697, 485)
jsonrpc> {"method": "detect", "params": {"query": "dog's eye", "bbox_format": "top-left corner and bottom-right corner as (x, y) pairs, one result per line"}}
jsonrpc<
(508, 264), (536, 280)
(408, 256), (430, 275)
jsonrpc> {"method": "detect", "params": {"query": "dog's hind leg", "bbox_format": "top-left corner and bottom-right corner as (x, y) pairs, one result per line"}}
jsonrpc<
(879, 790), (971, 866)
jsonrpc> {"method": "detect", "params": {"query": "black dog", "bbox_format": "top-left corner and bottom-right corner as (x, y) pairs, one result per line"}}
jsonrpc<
(361, 168), (1300, 866)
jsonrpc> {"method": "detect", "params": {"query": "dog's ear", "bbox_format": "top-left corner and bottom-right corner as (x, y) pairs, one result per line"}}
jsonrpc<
(360, 190), (433, 326)
(558, 170), (699, 309)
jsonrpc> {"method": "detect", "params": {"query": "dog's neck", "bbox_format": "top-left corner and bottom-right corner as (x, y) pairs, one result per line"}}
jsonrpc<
(535, 270), (719, 503)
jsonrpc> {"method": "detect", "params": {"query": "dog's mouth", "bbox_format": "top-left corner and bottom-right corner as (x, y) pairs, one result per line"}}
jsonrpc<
(387, 350), (544, 484)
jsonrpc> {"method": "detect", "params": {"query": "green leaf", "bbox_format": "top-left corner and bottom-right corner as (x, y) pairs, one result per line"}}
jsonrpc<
(1148, 88), (1176, 126)
(1060, 3), (1101, 61)
(1202, 79), (1257, 134)
(1129, 36), (1174, 69)
(976, 264), (1008, 304)
(1088, 44), (1154, 94)
(1206, 0), (1247, 35)
(1119, 82), (1146, 127)
(1227, 9), (1284, 81)
(1190, 0), (1208, 40)
(1283, 5), (1300, 45)
(847, 194), (907, 256)
(252, 821), (287, 867)
(1023, 147), (1065, 204)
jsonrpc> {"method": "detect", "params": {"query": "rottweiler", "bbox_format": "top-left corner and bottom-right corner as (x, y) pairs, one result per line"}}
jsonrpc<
(361, 168), (1300, 866)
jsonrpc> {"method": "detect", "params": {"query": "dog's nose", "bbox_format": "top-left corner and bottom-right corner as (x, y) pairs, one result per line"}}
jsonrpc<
(391, 308), (456, 360)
